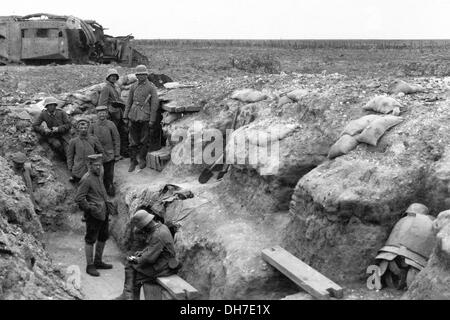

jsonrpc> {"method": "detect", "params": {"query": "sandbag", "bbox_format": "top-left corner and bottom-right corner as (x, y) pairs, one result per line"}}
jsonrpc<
(328, 134), (359, 159)
(231, 89), (267, 103)
(363, 96), (402, 115)
(356, 115), (403, 146)
(286, 89), (308, 101)
(278, 95), (294, 107)
(341, 114), (381, 136)
(388, 79), (425, 95)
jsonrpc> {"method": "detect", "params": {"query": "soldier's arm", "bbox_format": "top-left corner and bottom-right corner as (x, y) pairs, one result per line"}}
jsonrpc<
(93, 136), (105, 156)
(124, 85), (135, 119)
(98, 86), (109, 107)
(57, 111), (71, 133)
(109, 122), (121, 158)
(136, 236), (164, 265)
(32, 113), (45, 133)
(75, 178), (92, 212)
(67, 139), (75, 171)
(149, 84), (159, 124)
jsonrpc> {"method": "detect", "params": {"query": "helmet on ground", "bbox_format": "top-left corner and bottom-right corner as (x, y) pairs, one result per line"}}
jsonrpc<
(44, 97), (59, 108)
(376, 208), (436, 269)
(132, 209), (155, 230)
(106, 68), (119, 80)
(11, 152), (27, 164)
(405, 203), (429, 216)
(135, 65), (149, 75)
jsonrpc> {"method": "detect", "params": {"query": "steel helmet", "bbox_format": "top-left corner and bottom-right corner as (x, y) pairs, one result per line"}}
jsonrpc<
(405, 203), (429, 216)
(132, 210), (154, 230)
(44, 97), (59, 107)
(11, 152), (27, 164)
(106, 68), (119, 80)
(135, 65), (149, 75)
(376, 208), (436, 269)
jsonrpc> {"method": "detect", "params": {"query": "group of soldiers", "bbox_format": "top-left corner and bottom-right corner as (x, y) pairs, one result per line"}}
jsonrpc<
(10, 64), (179, 300)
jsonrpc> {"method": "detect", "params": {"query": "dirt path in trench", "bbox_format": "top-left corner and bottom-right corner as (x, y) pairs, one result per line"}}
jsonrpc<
(42, 159), (203, 300)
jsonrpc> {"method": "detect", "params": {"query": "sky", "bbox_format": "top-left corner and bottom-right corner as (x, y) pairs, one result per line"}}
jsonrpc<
(2, 0), (450, 39)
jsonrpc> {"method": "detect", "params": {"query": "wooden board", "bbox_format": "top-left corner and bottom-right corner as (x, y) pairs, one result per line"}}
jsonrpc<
(281, 292), (314, 300)
(156, 275), (200, 300)
(261, 246), (344, 300)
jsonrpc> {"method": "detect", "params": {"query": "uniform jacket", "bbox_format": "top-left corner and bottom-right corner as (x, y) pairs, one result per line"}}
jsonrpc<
(124, 79), (159, 123)
(32, 109), (71, 142)
(98, 81), (123, 119)
(75, 171), (109, 221)
(133, 223), (177, 277)
(67, 135), (104, 178)
(88, 120), (120, 163)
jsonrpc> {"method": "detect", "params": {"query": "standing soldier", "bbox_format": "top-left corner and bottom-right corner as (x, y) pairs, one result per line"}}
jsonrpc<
(32, 97), (71, 160)
(10, 152), (42, 213)
(75, 154), (113, 277)
(123, 65), (159, 172)
(67, 118), (104, 184)
(89, 106), (120, 196)
(98, 68), (128, 158)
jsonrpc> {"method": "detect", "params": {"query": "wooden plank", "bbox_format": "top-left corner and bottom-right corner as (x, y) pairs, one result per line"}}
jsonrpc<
(156, 275), (200, 300)
(261, 246), (344, 300)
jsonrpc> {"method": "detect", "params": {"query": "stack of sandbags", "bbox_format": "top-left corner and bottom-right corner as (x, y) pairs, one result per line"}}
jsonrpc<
(60, 83), (111, 114)
(231, 89), (267, 103)
(362, 96), (402, 115)
(118, 74), (138, 102)
(328, 114), (403, 159)
(388, 79), (425, 95)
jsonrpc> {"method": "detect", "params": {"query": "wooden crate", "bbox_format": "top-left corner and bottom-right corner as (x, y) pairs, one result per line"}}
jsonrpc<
(146, 147), (171, 171)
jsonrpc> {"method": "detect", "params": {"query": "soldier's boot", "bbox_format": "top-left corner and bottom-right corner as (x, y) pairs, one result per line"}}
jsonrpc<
(94, 241), (113, 270)
(128, 147), (138, 172)
(113, 266), (135, 300)
(85, 244), (100, 277)
(137, 146), (147, 170)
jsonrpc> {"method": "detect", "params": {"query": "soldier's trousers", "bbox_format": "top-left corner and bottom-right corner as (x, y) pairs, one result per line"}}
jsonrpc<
(129, 121), (149, 162)
(103, 160), (115, 192)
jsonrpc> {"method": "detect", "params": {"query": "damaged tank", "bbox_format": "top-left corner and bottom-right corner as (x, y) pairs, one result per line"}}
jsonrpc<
(0, 13), (148, 66)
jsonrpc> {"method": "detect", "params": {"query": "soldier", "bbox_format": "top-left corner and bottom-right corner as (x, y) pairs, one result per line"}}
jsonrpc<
(114, 209), (179, 300)
(89, 106), (120, 196)
(75, 154), (113, 277)
(98, 68), (129, 158)
(32, 97), (71, 160)
(123, 65), (159, 172)
(67, 118), (104, 184)
(10, 152), (42, 213)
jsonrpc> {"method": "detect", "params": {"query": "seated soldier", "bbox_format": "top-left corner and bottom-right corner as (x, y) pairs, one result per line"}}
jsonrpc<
(32, 97), (71, 160)
(114, 209), (180, 300)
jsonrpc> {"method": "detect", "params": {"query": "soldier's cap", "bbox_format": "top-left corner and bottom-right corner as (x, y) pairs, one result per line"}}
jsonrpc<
(95, 105), (108, 112)
(44, 97), (59, 107)
(76, 117), (90, 126)
(87, 154), (103, 162)
(11, 152), (27, 164)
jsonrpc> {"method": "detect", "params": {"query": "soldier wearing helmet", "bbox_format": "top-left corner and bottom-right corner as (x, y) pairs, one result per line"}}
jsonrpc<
(67, 117), (104, 183)
(32, 97), (71, 160)
(98, 68), (129, 158)
(123, 65), (159, 172)
(373, 203), (437, 289)
(114, 209), (179, 300)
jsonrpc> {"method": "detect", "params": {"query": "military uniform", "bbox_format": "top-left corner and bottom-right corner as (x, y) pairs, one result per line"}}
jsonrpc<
(32, 107), (71, 159)
(67, 135), (104, 179)
(75, 154), (113, 277)
(89, 108), (120, 195)
(98, 69), (129, 157)
(124, 65), (159, 171)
